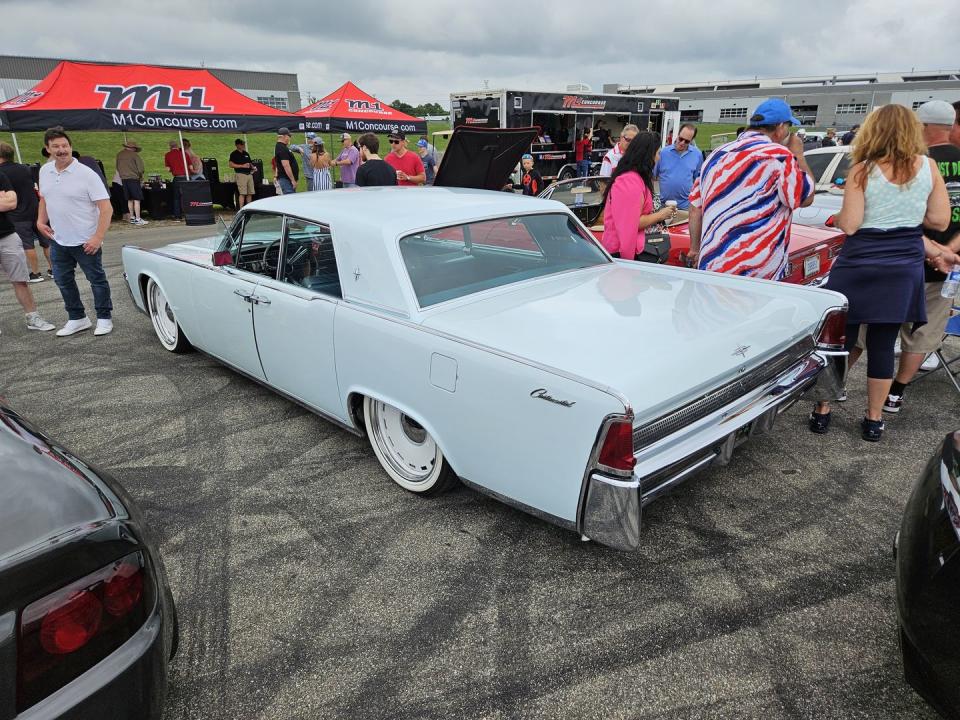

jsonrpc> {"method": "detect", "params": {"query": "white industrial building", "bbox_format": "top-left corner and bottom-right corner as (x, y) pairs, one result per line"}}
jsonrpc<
(604, 71), (960, 128)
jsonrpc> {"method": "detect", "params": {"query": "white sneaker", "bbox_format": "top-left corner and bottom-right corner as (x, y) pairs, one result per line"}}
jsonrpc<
(920, 353), (940, 371)
(135, 218), (149, 226)
(93, 318), (113, 336)
(26, 312), (55, 332)
(56, 317), (92, 336)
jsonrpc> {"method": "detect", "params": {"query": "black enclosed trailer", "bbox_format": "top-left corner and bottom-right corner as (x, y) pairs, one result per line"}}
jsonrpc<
(450, 89), (680, 180)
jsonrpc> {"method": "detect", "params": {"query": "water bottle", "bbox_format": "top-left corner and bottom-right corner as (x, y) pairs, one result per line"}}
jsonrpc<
(942, 264), (960, 299)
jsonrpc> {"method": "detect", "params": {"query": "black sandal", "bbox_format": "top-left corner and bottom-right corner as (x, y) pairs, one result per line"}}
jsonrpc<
(861, 417), (884, 442)
(809, 410), (831, 434)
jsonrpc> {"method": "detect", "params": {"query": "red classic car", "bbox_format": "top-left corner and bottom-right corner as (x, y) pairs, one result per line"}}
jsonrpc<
(539, 178), (844, 286)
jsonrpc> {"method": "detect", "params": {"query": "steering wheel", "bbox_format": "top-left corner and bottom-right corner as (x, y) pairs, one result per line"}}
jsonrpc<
(261, 239), (282, 273)
(261, 238), (311, 278)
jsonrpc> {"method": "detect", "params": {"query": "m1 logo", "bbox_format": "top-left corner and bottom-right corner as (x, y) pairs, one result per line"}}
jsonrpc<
(346, 99), (390, 115)
(95, 85), (214, 113)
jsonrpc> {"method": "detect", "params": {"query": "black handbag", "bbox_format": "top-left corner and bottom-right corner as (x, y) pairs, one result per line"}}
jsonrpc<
(636, 232), (671, 263)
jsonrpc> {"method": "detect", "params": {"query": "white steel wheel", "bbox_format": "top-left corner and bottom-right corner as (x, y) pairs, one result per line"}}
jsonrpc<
(146, 278), (191, 353)
(363, 396), (457, 496)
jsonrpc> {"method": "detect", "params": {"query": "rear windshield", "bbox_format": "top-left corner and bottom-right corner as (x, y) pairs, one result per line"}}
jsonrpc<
(400, 213), (609, 307)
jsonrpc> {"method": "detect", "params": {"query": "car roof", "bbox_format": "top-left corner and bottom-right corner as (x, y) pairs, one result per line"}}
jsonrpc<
(242, 187), (568, 314)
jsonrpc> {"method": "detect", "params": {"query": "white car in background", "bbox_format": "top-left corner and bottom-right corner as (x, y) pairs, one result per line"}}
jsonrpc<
(793, 145), (851, 229)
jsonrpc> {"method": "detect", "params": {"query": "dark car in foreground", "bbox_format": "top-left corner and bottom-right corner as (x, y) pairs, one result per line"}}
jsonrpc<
(896, 431), (960, 719)
(0, 402), (177, 718)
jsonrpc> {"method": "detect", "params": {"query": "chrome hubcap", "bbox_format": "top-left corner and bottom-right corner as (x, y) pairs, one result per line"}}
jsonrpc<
(149, 283), (178, 347)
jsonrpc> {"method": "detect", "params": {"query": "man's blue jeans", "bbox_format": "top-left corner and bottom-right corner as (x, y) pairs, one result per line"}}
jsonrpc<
(51, 241), (113, 320)
(278, 177), (296, 195)
(577, 160), (591, 177)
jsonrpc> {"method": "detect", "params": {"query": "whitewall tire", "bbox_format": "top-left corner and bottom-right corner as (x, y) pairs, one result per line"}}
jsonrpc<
(363, 396), (457, 496)
(146, 278), (191, 353)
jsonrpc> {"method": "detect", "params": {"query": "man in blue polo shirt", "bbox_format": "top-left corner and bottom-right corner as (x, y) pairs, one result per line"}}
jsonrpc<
(654, 123), (704, 209)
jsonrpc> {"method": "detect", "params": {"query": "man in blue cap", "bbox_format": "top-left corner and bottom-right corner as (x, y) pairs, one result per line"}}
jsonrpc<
(686, 98), (814, 280)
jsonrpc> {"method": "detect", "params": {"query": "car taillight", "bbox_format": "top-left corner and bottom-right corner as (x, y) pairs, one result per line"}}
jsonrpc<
(17, 552), (149, 712)
(825, 214), (835, 227)
(597, 418), (636, 474)
(816, 309), (847, 350)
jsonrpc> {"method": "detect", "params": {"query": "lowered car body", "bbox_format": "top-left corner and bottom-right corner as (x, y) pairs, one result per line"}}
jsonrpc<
(0, 402), (178, 718)
(121, 186), (846, 550)
(896, 431), (960, 719)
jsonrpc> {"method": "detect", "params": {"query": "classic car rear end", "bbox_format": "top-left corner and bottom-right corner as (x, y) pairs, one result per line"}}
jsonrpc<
(0, 403), (177, 718)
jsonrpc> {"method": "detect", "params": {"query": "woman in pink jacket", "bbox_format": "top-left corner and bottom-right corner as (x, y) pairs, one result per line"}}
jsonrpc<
(601, 131), (676, 259)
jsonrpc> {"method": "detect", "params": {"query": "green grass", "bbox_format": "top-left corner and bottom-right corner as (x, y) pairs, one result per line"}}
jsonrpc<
(0, 122), (453, 191)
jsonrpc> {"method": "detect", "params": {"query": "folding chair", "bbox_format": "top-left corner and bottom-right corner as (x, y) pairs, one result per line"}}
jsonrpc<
(933, 308), (960, 394)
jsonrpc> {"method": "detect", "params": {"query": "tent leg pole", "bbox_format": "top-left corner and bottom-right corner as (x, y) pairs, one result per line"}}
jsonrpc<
(11, 132), (22, 164)
(178, 129), (188, 181)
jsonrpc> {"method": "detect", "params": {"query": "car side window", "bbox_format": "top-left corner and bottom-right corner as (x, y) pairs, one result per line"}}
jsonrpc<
(235, 212), (285, 278)
(805, 153), (834, 186)
(831, 155), (851, 185)
(282, 218), (342, 298)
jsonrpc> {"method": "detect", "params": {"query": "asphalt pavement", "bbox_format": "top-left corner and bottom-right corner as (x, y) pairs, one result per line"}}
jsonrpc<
(1, 217), (955, 719)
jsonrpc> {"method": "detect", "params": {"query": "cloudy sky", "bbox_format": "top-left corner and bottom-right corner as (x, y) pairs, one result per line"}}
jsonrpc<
(2, 0), (957, 106)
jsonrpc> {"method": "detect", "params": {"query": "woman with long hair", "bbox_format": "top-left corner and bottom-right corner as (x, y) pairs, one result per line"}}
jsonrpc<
(309, 139), (333, 191)
(810, 104), (952, 441)
(600, 131), (676, 260)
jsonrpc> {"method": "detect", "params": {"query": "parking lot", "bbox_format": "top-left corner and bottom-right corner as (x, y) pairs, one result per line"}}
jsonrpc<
(1, 219), (953, 719)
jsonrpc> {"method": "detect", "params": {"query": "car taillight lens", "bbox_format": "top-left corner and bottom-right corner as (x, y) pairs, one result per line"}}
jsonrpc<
(597, 418), (636, 474)
(825, 214), (835, 227)
(816, 309), (847, 350)
(17, 552), (149, 712)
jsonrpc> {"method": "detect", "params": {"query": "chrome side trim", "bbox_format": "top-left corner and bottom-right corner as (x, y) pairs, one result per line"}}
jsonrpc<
(194, 348), (362, 437)
(458, 477), (577, 533)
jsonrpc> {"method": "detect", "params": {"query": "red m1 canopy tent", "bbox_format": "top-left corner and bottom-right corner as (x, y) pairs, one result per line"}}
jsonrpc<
(297, 81), (426, 136)
(0, 60), (299, 133)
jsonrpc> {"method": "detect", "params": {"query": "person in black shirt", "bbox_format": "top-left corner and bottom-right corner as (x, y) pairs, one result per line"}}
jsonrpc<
(0, 158), (55, 333)
(355, 133), (398, 187)
(0, 142), (50, 281)
(885, 100), (960, 412)
(274, 128), (298, 194)
(229, 138), (256, 207)
(519, 154), (543, 196)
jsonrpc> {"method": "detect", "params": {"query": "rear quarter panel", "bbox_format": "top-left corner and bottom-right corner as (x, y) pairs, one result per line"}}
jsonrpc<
(335, 305), (626, 524)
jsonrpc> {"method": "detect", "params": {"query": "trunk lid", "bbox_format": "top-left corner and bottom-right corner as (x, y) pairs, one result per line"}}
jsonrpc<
(421, 262), (843, 421)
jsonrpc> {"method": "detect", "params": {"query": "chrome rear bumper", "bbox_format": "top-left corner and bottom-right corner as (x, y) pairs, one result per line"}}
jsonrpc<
(581, 349), (846, 551)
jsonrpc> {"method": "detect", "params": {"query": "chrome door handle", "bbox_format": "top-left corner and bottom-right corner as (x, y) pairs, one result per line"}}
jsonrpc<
(251, 295), (271, 305)
(234, 289), (252, 299)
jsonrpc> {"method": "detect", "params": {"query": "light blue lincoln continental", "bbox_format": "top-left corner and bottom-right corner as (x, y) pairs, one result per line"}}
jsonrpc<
(122, 186), (847, 550)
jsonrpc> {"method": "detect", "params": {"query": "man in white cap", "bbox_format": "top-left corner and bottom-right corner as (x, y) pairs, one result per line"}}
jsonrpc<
(332, 133), (359, 187)
(115, 139), (147, 226)
(883, 100), (960, 414)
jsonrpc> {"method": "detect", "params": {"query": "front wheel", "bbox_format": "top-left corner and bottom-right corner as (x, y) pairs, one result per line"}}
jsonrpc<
(146, 278), (192, 353)
(363, 396), (457, 496)
(558, 166), (576, 181)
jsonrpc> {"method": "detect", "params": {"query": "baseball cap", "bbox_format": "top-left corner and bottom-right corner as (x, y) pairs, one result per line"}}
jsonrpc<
(749, 98), (800, 126)
(387, 130), (406, 141)
(234, 138), (245, 145)
(916, 100), (956, 126)
(341, 132), (351, 140)
(277, 127), (292, 136)
(417, 139), (428, 148)
(305, 131), (317, 139)
(521, 153), (533, 160)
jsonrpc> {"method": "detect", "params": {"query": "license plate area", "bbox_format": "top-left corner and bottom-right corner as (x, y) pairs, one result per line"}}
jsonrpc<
(803, 253), (821, 277)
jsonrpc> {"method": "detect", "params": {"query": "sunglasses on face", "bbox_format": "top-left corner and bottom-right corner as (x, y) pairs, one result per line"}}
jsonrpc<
(389, 139), (401, 144)
(676, 137), (693, 144)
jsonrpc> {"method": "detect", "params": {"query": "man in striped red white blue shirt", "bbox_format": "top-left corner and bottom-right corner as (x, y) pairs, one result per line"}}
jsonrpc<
(687, 99), (815, 280)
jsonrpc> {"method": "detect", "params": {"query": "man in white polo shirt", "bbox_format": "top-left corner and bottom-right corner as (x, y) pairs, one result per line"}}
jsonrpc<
(598, 123), (639, 178)
(36, 127), (114, 336)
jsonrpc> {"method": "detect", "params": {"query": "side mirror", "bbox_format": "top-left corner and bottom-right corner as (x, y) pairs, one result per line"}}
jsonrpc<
(212, 250), (233, 267)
